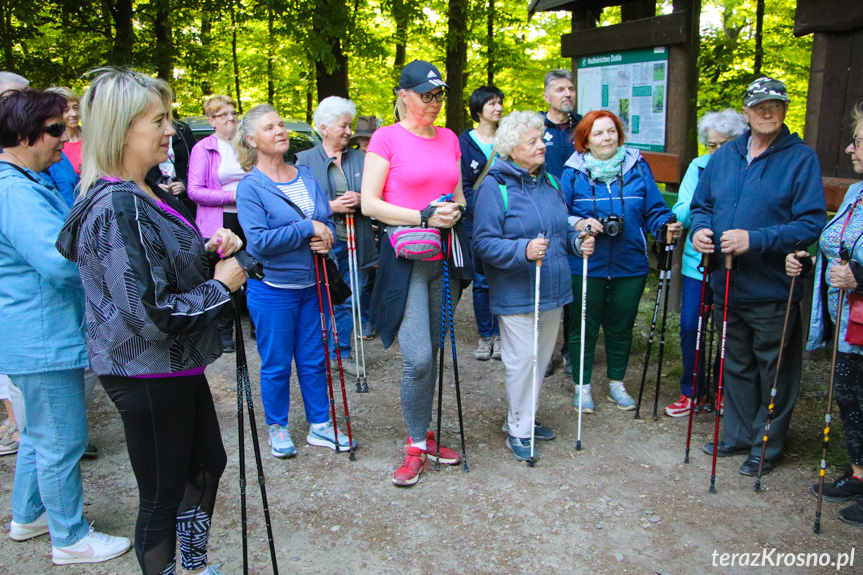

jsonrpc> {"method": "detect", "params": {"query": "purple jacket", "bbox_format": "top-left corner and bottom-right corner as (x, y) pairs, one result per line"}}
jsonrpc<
(187, 134), (237, 237)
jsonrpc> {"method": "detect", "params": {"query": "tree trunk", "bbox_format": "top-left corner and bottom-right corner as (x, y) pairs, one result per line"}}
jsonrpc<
(313, 0), (350, 100)
(487, 0), (494, 85)
(107, 0), (134, 65)
(267, 3), (274, 104)
(0, 0), (13, 71)
(200, 0), (214, 96)
(230, 0), (243, 112)
(153, 0), (172, 81)
(445, 0), (469, 133)
(754, 0), (764, 75)
(392, 0), (408, 81)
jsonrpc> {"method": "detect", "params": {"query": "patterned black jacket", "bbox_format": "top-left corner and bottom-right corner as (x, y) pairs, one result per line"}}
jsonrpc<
(57, 178), (232, 376)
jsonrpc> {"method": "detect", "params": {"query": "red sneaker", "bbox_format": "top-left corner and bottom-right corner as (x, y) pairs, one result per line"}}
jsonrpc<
(664, 395), (692, 417)
(393, 446), (430, 486)
(423, 431), (462, 465)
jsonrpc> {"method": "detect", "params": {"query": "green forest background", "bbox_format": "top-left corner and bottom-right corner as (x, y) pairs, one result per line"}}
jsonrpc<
(0, 0), (810, 135)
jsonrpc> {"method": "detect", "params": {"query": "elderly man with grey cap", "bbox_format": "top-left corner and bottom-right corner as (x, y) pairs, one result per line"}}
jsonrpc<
(689, 77), (826, 476)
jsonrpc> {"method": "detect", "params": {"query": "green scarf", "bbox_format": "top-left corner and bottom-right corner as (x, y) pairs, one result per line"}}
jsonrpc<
(584, 147), (626, 183)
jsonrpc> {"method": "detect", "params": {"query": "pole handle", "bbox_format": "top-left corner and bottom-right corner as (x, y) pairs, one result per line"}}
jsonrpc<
(725, 254), (733, 270)
(664, 215), (677, 244)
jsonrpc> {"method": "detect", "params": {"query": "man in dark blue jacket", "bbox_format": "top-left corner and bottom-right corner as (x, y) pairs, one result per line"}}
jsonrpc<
(539, 69), (583, 376)
(690, 77), (827, 476)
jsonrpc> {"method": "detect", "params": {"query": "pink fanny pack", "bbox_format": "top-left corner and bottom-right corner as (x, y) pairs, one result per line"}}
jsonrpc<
(388, 226), (443, 260)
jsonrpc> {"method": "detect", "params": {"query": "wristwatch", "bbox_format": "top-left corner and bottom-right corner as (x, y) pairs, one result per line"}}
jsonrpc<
(419, 205), (436, 228)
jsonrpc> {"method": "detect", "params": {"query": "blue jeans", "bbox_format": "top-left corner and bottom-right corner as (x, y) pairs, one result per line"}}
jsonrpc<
(679, 275), (717, 397)
(331, 241), (368, 360)
(247, 280), (330, 427)
(10, 368), (89, 547)
(360, 267), (376, 326)
(472, 254), (499, 338)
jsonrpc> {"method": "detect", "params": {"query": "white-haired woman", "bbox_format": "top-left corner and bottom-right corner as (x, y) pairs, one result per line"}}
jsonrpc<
(361, 60), (468, 487)
(57, 68), (246, 575)
(473, 111), (594, 462)
(297, 96), (377, 372)
(236, 104), (355, 459)
(664, 108), (748, 417)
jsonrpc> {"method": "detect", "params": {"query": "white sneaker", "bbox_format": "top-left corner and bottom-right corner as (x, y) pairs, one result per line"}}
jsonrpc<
(52, 525), (131, 565)
(9, 511), (50, 541)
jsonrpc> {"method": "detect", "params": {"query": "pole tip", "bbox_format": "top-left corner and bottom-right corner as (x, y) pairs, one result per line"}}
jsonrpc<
(349, 452), (356, 461)
(576, 440), (582, 451)
(526, 459), (535, 468)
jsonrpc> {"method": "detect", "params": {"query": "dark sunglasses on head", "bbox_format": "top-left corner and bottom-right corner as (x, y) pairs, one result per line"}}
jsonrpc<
(43, 123), (67, 138)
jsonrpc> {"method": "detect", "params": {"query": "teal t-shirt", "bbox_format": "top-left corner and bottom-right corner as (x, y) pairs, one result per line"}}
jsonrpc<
(469, 130), (495, 160)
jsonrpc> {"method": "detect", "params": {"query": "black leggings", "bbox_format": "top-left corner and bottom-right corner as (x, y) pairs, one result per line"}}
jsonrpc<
(101, 374), (227, 575)
(835, 352), (863, 465)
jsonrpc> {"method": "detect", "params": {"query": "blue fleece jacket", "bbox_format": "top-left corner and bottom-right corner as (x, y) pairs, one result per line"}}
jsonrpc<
(458, 129), (494, 238)
(540, 111), (582, 179)
(236, 164), (336, 286)
(562, 147), (673, 278)
(672, 153), (711, 281)
(472, 158), (583, 316)
(690, 125), (826, 305)
(44, 151), (79, 208)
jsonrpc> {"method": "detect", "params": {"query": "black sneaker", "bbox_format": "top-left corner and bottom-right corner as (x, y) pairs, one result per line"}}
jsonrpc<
(702, 441), (748, 457)
(545, 360), (554, 377)
(839, 502), (863, 527)
(222, 338), (236, 353)
(82, 442), (98, 459)
(739, 455), (774, 476)
(812, 470), (863, 502)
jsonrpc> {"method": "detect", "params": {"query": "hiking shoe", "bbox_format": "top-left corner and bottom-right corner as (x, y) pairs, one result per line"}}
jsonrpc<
(506, 435), (538, 462)
(331, 357), (358, 377)
(268, 424), (296, 458)
(694, 398), (713, 414)
(545, 360), (554, 376)
(702, 441), (748, 457)
(52, 525), (131, 565)
(221, 337), (235, 354)
(9, 512), (49, 541)
(563, 352), (572, 375)
(811, 470), (863, 502)
(574, 384), (595, 414)
(82, 442), (98, 459)
(421, 431), (461, 465)
(739, 455), (774, 476)
(0, 424), (19, 456)
(492, 335), (502, 360)
(307, 420), (356, 452)
(393, 446), (430, 486)
(839, 502), (863, 527)
(665, 395), (693, 417)
(607, 382), (636, 411)
(362, 322), (376, 340)
(474, 337), (492, 361)
(501, 419), (555, 441)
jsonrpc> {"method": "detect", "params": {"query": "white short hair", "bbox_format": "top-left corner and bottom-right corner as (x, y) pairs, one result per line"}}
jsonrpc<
(313, 96), (357, 135)
(697, 109), (747, 145)
(0, 71), (28, 93)
(494, 111), (545, 160)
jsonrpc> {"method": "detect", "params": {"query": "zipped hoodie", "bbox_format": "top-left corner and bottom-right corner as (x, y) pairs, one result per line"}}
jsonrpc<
(458, 128), (494, 238)
(562, 147), (673, 279)
(690, 125), (826, 305)
(472, 158), (584, 316)
(540, 111), (582, 179)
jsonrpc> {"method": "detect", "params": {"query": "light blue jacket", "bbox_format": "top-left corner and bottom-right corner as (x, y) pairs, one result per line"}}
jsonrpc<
(673, 153), (711, 281)
(807, 182), (863, 355)
(0, 162), (87, 374)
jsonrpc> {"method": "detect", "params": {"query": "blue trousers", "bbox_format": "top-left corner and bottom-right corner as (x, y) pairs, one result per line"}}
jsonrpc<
(10, 368), (89, 547)
(331, 241), (368, 360)
(247, 280), (330, 427)
(679, 275), (718, 397)
(472, 254), (499, 338)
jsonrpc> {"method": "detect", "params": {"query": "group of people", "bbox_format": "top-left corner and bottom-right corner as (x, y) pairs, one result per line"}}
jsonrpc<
(1, 58), (862, 575)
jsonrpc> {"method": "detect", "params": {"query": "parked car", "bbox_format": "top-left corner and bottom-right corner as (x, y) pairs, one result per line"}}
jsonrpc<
(181, 114), (321, 164)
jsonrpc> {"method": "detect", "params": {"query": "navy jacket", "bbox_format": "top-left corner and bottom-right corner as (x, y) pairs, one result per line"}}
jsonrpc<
(562, 147), (673, 279)
(472, 158), (583, 316)
(540, 111), (582, 179)
(690, 125), (826, 305)
(458, 129), (494, 238)
(236, 164), (336, 286)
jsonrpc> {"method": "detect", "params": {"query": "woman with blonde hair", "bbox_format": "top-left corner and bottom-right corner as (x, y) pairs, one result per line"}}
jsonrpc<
(58, 68), (246, 575)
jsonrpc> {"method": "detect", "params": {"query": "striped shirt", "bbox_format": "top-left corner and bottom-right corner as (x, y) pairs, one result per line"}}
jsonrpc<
(277, 175), (314, 217)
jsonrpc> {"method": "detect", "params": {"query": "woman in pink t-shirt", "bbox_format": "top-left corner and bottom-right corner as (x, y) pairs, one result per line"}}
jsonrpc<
(362, 60), (467, 487)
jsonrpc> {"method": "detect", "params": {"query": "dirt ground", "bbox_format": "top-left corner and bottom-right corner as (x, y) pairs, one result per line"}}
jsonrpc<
(0, 283), (860, 575)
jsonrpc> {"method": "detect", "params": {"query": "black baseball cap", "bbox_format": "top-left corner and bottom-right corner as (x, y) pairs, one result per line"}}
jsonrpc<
(398, 60), (448, 94)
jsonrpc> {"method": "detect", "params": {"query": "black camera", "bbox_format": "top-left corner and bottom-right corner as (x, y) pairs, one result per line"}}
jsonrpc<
(599, 215), (625, 237)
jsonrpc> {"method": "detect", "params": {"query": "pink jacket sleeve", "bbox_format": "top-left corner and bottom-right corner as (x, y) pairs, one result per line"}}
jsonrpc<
(187, 138), (235, 207)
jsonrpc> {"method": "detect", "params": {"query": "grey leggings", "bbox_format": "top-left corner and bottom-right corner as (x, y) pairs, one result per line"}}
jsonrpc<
(398, 259), (444, 442)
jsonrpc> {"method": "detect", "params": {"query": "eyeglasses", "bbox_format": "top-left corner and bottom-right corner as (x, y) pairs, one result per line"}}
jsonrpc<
(211, 111), (239, 120)
(43, 123), (66, 138)
(705, 139), (732, 151)
(417, 90), (447, 104)
(851, 137), (863, 151)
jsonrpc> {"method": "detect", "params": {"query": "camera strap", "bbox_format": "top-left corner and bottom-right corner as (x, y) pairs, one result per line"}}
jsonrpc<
(589, 170), (626, 221)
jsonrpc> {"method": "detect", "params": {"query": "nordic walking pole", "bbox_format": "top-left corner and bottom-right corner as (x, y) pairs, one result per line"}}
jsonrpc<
(635, 232), (669, 419)
(235, 299), (248, 573)
(685, 253), (711, 464)
(710, 254), (734, 494)
(435, 269), (446, 472)
(443, 227), (469, 472)
(346, 215), (369, 393)
(528, 232), (546, 467)
(815, 244), (851, 533)
(576, 225), (591, 451)
(233, 294), (280, 575)
(314, 255), (341, 454)
(652, 216), (678, 420)
(320, 253), (356, 461)
(754, 251), (808, 491)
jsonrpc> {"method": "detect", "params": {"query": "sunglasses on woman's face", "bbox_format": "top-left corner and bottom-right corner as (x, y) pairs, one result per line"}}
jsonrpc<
(43, 123), (67, 138)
